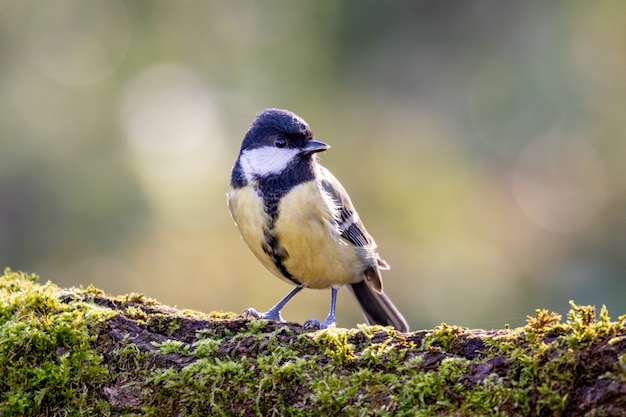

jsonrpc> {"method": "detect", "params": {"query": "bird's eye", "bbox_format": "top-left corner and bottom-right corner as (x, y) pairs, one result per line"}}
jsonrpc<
(274, 137), (287, 148)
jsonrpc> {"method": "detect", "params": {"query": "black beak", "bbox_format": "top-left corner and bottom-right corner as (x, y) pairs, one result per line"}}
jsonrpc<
(301, 140), (330, 155)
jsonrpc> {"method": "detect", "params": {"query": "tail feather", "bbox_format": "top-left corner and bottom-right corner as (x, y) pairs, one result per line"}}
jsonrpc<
(346, 281), (409, 332)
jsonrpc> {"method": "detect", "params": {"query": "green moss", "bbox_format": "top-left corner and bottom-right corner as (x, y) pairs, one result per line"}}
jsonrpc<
(0, 268), (112, 416)
(422, 323), (468, 351)
(2, 268), (624, 415)
(312, 327), (356, 364)
(137, 302), (625, 416)
(205, 310), (240, 320)
(125, 305), (149, 321)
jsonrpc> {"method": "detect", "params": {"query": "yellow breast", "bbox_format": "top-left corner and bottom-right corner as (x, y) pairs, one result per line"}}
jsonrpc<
(227, 186), (287, 282)
(228, 182), (367, 289)
(275, 181), (367, 288)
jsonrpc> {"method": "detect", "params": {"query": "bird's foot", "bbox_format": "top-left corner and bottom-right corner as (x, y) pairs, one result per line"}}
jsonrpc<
(242, 307), (284, 323)
(303, 313), (336, 330)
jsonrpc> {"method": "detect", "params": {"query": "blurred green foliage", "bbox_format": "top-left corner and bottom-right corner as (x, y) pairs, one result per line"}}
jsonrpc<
(0, 1), (624, 329)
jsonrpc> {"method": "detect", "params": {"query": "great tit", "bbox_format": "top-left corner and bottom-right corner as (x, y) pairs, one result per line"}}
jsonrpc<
(227, 108), (409, 332)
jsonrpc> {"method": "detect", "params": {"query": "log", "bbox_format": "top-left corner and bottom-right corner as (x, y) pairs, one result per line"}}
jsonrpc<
(0, 269), (625, 416)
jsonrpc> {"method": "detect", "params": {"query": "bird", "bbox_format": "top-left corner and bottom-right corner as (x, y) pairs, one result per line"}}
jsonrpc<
(227, 108), (409, 332)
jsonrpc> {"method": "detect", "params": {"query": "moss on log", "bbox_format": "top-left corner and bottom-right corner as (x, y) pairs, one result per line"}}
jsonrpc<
(0, 269), (625, 416)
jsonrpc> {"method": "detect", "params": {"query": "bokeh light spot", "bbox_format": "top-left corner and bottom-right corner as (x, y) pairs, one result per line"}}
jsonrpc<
(120, 63), (220, 161)
(119, 62), (226, 225)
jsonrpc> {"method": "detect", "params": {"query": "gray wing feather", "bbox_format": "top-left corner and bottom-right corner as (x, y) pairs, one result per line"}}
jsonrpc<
(318, 168), (374, 248)
(318, 166), (388, 292)
(318, 167), (407, 329)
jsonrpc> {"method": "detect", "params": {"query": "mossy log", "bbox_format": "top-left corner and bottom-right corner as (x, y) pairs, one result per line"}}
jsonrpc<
(1, 269), (625, 416)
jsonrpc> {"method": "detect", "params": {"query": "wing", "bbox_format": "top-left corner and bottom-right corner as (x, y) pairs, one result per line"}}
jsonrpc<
(318, 167), (373, 248)
(318, 166), (389, 292)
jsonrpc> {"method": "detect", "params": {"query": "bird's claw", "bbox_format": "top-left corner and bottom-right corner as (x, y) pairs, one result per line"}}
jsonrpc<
(242, 307), (284, 322)
(303, 318), (321, 329)
(303, 315), (336, 330)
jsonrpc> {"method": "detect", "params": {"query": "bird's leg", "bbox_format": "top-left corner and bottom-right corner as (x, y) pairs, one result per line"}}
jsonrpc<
(322, 286), (339, 328)
(304, 286), (338, 330)
(243, 285), (304, 322)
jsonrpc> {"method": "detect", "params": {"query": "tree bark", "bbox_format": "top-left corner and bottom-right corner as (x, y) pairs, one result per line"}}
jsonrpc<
(1, 270), (625, 416)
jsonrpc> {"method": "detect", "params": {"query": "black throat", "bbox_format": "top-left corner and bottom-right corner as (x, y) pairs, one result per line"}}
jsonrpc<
(249, 155), (317, 220)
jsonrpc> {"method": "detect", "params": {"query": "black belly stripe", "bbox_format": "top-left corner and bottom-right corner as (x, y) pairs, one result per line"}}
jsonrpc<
(261, 227), (302, 286)
(259, 184), (301, 286)
(254, 159), (318, 286)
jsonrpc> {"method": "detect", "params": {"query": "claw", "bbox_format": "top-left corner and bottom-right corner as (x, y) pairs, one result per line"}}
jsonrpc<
(243, 308), (261, 319)
(242, 286), (304, 324)
(303, 318), (322, 329)
(302, 287), (339, 330)
(242, 307), (283, 322)
(303, 315), (336, 330)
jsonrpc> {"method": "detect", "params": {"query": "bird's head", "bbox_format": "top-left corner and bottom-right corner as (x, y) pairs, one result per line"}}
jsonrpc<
(236, 109), (329, 181)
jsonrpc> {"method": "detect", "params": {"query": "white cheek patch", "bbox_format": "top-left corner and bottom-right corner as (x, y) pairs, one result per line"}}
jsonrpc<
(239, 147), (299, 182)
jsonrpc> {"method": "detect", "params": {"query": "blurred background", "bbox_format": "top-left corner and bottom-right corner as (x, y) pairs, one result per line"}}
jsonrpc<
(0, 1), (624, 330)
